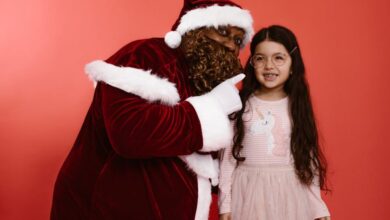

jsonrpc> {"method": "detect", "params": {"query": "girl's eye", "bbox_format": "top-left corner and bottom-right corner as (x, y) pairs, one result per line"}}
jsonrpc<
(275, 55), (285, 60)
(255, 56), (264, 61)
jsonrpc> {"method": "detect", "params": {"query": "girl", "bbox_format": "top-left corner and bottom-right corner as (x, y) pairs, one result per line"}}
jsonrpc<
(218, 25), (331, 220)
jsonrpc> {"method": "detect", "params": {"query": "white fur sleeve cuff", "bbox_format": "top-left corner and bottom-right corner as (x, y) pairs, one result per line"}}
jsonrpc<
(186, 95), (233, 152)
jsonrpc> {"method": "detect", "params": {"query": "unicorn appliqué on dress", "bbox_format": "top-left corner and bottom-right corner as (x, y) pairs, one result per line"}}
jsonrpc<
(249, 108), (289, 156)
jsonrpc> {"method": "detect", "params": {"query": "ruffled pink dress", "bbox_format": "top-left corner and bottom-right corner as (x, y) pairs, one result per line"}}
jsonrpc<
(219, 96), (330, 220)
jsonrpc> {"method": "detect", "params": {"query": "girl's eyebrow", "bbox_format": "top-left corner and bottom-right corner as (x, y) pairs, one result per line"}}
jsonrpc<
(253, 52), (287, 56)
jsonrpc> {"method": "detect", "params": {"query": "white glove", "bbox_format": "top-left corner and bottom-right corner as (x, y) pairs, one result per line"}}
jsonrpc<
(207, 73), (245, 115)
(185, 73), (245, 152)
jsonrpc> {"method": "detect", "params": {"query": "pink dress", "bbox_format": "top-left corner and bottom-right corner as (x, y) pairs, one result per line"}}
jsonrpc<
(219, 95), (330, 220)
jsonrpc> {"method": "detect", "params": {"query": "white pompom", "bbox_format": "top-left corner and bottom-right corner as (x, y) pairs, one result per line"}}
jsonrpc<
(164, 31), (182, 49)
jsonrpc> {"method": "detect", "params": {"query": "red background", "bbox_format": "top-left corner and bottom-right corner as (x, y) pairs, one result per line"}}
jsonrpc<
(1, 0), (389, 219)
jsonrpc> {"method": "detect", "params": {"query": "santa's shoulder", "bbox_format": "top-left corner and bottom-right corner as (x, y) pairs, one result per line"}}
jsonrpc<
(106, 38), (179, 68)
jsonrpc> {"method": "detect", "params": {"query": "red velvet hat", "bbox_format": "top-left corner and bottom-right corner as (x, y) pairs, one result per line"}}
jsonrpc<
(164, 0), (254, 49)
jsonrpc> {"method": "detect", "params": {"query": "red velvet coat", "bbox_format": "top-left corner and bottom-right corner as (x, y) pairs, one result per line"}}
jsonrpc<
(51, 38), (232, 220)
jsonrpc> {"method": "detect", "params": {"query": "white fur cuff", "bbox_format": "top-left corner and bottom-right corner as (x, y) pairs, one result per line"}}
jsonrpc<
(85, 60), (180, 106)
(186, 95), (233, 152)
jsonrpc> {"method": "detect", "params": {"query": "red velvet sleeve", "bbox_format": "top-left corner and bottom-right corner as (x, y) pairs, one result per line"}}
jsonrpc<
(100, 84), (203, 158)
(98, 39), (203, 158)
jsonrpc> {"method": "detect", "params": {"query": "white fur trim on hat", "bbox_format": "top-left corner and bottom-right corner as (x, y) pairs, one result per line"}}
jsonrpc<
(85, 60), (180, 106)
(165, 4), (254, 48)
(164, 31), (182, 49)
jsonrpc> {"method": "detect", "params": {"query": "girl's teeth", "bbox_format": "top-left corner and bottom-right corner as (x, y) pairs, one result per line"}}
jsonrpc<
(264, 73), (277, 80)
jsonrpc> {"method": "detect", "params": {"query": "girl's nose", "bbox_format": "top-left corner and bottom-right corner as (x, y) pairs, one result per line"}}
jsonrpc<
(264, 59), (274, 69)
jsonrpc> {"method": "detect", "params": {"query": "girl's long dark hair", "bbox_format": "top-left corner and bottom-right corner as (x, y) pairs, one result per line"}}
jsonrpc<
(231, 25), (328, 190)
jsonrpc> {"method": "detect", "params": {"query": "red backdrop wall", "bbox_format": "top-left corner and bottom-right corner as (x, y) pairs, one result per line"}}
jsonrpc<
(1, 0), (389, 219)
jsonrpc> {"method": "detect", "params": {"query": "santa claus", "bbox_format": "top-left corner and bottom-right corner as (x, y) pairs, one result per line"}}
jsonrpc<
(51, 0), (253, 219)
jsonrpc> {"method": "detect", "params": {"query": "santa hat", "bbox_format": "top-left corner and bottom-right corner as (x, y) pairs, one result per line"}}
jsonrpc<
(164, 0), (254, 49)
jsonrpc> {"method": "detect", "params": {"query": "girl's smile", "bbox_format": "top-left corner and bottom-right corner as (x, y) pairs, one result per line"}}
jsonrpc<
(262, 72), (279, 81)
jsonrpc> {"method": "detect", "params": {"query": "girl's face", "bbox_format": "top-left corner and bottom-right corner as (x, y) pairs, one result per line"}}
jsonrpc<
(252, 40), (292, 93)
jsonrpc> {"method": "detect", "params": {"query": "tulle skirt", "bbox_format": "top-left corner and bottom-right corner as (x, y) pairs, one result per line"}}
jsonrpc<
(231, 164), (319, 220)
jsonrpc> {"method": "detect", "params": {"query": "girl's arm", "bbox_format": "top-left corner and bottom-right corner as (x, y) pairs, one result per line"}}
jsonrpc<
(219, 212), (232, 220)
(218, 135), (237, 215)
(308, 174), (331, 219)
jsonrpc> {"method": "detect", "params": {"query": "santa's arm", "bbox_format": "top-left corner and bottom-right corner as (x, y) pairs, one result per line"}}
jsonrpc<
(86, 40), (241, 159)
(100, 83), (208, 158)
(88, 65), (237, 159)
